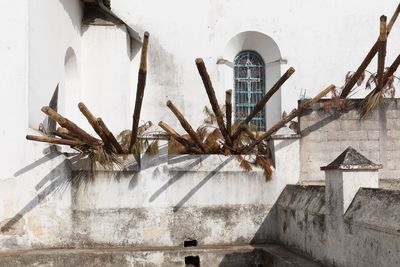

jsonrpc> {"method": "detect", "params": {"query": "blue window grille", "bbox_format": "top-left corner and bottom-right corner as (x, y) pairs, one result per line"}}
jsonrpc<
(234, 51), (266, 131)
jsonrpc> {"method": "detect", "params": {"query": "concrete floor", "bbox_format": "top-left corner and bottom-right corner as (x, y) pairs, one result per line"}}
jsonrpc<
(0, 244), (322, 267)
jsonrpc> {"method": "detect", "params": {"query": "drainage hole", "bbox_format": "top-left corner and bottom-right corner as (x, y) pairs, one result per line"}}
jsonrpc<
(185, 255), (200, 267)
(184, 239), (198, 247)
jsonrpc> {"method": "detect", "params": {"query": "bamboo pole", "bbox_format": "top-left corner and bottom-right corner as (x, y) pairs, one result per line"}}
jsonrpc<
(41, 106), (100, 145)
(57, 127), (78, 138)
(242, 84), (335, 153)
(159, 121), (201, 154)
(97, 117), (125, 154)
(225, 89), (232, 135)
(129, 31), (150, 153)
(52, 129), (78, 141)
(243, 127), (257, 141)
(377, 16), (387, 93)
(166, 100), (206, 152)
(363, 52), (400, 99)
(78, 102), (112, 150)
(231, 67), (295, 140)
(26, 135), (85, 147)
(340, 4), (400, 98)
(195, 58), (232, 146)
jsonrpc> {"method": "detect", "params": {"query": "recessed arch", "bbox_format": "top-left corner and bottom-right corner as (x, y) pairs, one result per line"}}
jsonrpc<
(61, 47), (81, 123)
(222, 31), (282, 129)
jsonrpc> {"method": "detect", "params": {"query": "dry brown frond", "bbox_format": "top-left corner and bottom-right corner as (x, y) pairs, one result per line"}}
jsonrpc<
(236, 155), (253, 172)
(357, 71), (366, 86)
(196, 126), (208, 142)
(359, 92), (382, 119)
(69, 145), (123, 189)
(203, 106), (216, 124)
(345, 71), (354, 84)
(145, 140), (159, 155)
(255, 155), (273, 180)
(366, 73), (377, 91)
(204, 128), (222, 153)
(203, 105), (226, 125)
(118, 121), (157, 154)
(168, 137), (187, 155)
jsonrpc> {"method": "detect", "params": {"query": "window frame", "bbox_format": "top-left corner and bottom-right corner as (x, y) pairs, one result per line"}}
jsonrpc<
(233, 50), (266, 131)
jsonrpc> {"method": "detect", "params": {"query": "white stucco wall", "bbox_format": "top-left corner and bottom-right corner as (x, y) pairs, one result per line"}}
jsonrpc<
(81, 24), (134, 134)
(28, 0), (83, 129)
(0, 1), (29, 178)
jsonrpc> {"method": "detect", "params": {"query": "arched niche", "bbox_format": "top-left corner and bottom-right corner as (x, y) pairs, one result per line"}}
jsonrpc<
(221, 31), (282, 129)
(61, 47), (81, 124)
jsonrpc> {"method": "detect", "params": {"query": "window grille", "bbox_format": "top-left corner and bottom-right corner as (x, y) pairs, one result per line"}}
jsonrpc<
(234, 51), (266, 131)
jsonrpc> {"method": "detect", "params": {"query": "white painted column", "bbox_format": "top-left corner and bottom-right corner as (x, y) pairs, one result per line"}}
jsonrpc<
(321, 146), (381, 265)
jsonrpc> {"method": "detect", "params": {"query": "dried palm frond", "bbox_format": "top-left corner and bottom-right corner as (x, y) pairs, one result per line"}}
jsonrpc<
(67, 145), (123, 190)
(345, 70), (367, 87)
(359, 92), (382, 119)
(168, 136), (186, 155)
(323, 86), (347, 111)
(365, 73), (377, 91)
(203, 105), (226, 125)
(196, 126), (208, 142)
(204, 128), (223, 153)
(236, 155), (253, 172)
(118, 121), (158, 155)
(255, 155), (273, 180)
(359, 72), (399, 119)
(145, 140), (159, 155)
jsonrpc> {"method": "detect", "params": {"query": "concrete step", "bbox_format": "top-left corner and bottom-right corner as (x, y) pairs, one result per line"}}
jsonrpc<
(0, 244), (322, 267)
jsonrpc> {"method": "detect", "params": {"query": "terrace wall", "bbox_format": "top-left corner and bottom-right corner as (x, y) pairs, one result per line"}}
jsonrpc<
(299, 99), (400, 182)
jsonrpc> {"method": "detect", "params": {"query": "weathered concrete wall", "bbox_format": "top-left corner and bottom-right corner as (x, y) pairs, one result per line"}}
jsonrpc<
(343, 188), (400, 267)
(274, 185), (400, 267)
(300, 99), (400, 182)
(274, 185), (326, 261)
(0, 135), (300, 251)
(0, 244), (320, 267)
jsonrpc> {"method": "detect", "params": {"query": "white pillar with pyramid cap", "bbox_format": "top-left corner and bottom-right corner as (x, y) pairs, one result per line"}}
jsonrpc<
(321, 146), (382, 261)
(321, 146), (382, 215)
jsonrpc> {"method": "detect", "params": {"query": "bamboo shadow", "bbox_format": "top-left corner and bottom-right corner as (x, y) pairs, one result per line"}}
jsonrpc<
(1, 158), (71, 233)
(148, 156), (206, 202)
(172, 156), (234, 212)
(14, 152), (59, 177)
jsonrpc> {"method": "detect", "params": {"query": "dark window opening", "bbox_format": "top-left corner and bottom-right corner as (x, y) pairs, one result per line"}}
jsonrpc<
(184, 239), (198, 247)
(185, 255), (200, 267)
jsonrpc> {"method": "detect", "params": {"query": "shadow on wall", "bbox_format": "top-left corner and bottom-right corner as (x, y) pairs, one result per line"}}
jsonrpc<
(149, 155), (235, 212)
(59, 0), (84, 33)
(217, 196), (280, 265)
(1, 151), (75, 233)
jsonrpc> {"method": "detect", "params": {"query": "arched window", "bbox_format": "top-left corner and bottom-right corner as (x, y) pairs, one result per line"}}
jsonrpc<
(234, 51), (265, 131)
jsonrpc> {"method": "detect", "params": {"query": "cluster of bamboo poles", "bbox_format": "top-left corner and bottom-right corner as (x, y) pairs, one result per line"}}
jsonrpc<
(159, 58), (335, 155)
(26, 32), (151, 154)
(339, 4), (400, 118)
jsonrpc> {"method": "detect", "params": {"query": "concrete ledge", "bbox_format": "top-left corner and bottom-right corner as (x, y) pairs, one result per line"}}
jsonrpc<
(0, 244), (322, 267)
(167, 154), (266, 173)
(70, 154), (139, 172)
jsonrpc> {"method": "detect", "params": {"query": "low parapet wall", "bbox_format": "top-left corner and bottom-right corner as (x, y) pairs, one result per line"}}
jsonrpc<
(0, 132), (300, 251)
(274, 185), (400, 267)
(299, 99), (400, 181)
